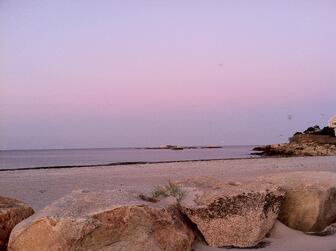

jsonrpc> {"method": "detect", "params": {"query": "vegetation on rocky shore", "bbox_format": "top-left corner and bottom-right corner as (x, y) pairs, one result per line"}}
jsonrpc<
(253, 125), (336, 157)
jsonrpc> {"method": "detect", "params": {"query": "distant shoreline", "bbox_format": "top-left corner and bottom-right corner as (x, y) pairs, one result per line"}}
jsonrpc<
(0, 145), (258, 152)
(0, 145), (258, 171)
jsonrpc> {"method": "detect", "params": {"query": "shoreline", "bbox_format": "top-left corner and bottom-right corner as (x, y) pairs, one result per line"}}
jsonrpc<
(0, 146), (259, 172)
(0, 144), (256, 152)
(2, 153), (333, 172)
(1, 156), (336, 210)
(0, 156), (261, 172)
(0, 145), (257, 171)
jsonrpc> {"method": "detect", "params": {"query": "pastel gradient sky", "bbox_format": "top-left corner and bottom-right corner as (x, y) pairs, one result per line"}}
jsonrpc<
(1, 1), (335, 149)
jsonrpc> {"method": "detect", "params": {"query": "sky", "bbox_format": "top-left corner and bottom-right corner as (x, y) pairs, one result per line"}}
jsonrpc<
(1, 1), (335, 150)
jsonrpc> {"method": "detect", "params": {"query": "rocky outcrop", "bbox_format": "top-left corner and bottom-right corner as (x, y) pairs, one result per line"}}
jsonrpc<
(258, 171), (336, 233)
(8, 189), (194, 251)
(177, 177), (284, 248)
(0, 196), (34, 251)
(252, 124), (336, 157)
(253, 142), (336, 157)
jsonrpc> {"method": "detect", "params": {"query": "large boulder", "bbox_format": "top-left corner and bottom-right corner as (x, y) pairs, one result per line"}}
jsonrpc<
(8, 189), (194, 251)
(177, 177), (284, 248)
(0, 196), (34, 251)
(258, 171), (336, 232)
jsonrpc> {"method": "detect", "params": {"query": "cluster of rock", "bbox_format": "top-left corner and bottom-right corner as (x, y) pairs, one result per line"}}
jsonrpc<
(253, 142), (336, 157)
(1, 171), (336, 250)
(253, 125), (336, 157)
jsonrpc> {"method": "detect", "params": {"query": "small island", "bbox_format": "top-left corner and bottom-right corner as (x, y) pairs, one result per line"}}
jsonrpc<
(144, 145), (223, 150)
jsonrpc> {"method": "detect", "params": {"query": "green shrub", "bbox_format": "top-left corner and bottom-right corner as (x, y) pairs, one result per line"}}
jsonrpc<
(152, 180), (185, 202)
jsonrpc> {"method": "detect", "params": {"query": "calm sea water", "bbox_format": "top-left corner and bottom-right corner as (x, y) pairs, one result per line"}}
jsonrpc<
(0, 146), (256, 170)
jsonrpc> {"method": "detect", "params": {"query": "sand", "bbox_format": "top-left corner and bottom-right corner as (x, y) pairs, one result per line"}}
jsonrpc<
(1, 156), (336, 250)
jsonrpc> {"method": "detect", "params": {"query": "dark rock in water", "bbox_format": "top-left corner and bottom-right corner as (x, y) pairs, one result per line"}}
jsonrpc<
(251, 146), (265, 156)
(252, 145), (292, 157)
(252, 145), (273, 153)
(170, 147), (184, 150)
(252, 146), (266, 151)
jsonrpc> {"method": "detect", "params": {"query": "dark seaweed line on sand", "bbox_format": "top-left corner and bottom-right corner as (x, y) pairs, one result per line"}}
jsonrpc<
(1, 154), (325, 172)
(0, 157), (267, 172)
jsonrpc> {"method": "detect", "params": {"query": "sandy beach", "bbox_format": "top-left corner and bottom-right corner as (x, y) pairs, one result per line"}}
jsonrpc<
(1, 156), (336, 251)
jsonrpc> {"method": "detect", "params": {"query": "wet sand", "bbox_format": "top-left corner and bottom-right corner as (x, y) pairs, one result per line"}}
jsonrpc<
(1, 156), (336, 250)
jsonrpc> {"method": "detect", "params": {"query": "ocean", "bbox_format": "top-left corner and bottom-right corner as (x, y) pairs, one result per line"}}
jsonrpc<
(0, 146), (257, 170)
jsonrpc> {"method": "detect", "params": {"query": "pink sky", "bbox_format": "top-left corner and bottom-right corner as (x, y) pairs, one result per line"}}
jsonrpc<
(1, 1), (335, 149)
